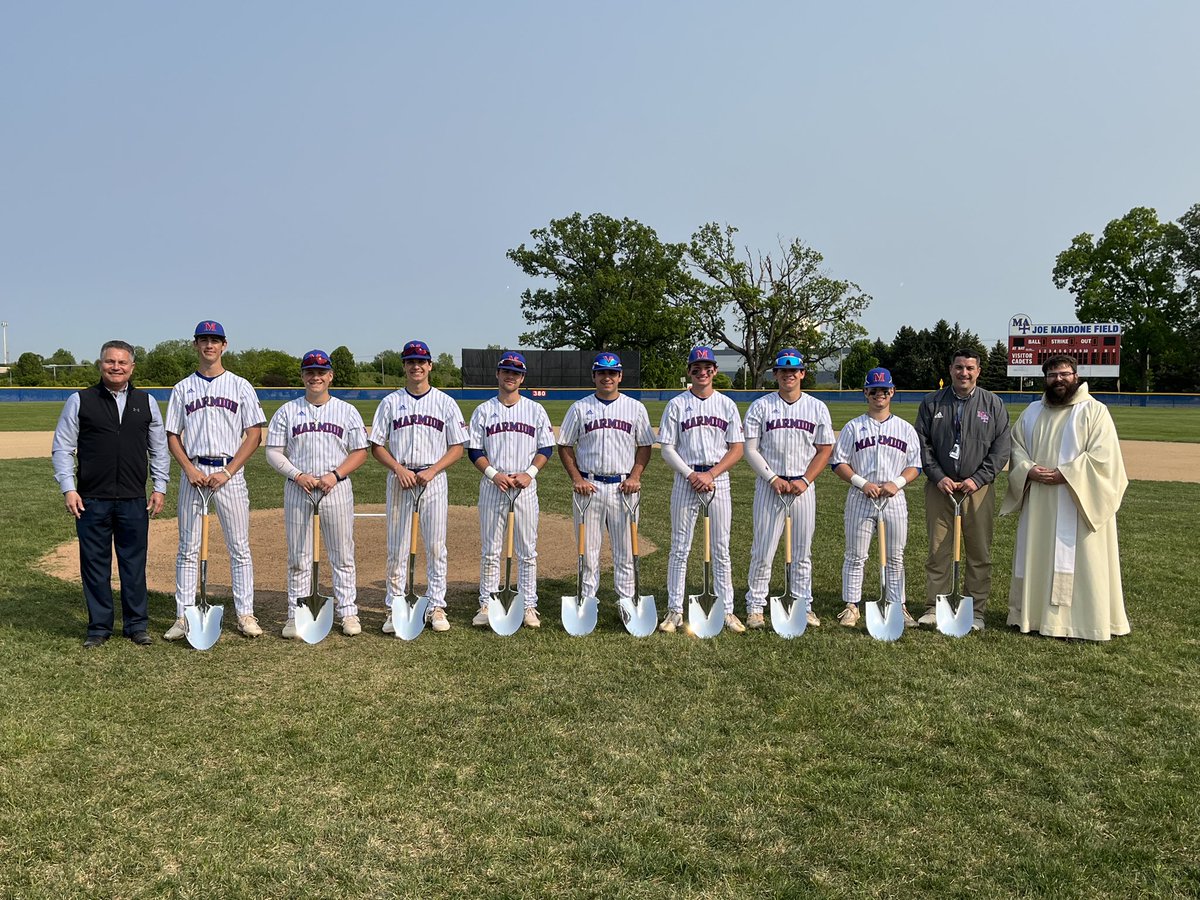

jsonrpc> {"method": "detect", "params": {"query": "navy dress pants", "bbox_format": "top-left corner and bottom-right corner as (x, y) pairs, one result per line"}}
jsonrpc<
(77, 497), (149, 637)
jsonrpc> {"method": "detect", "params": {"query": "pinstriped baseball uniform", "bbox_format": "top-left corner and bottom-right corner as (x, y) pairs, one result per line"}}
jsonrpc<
(659, 390), (744, 613)
(370, 386), (468, 607)
(166, 370), (266, 617)
(832, 413), (921, 605)
(267, 396), (369, 617)
(558, 393), (655, 598)
(743, 392), (834, 612)
(469, 395), (554, 607)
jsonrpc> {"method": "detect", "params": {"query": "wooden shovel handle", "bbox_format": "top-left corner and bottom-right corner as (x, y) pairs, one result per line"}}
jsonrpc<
(409, 510), (420, 555)
(953, 507), (962, 563)
(879, 516), (887, 563)
(703, 512), (711, 564)
(506, 510), (515, 559)
(199, 508), (210, 562)
(577, 521), (586, 556)
(630, 519), (640, 557)
(313, 511), (321, 562)
(783, 514), (792, 566)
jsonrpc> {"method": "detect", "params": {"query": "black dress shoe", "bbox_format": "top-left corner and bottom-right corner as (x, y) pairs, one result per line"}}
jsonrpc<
(83, 635), (110, 649)
(129, 631), (152, 646)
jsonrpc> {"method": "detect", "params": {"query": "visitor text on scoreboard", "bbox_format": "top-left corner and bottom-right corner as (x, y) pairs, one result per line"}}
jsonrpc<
(1007, 314), (1122, 377)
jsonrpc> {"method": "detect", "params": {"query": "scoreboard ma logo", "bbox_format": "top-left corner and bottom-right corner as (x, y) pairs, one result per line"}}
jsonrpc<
(1006, 313), (1122, 379)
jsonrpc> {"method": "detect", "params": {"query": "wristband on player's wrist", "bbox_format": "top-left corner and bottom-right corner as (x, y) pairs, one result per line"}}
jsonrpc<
(891, 474), (907, 490)
(850, 474), (867, 490)
(221, 466), (233, 478)
(484, 465), (499, 481)
(334, 469), (347, 482)
(525, 465), (539, 479)
(798, 474), (811, 486)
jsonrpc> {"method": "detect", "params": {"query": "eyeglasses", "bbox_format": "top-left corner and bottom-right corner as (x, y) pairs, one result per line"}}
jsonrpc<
(1045, 371), (1076, 380)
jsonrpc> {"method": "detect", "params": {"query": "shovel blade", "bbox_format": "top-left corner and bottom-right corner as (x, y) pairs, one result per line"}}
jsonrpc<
(936, 594), (974, 638)
(392, 596), (430, 641)
(865, 601), (904, 642)
(687, 595), (724, 639)
(295, 598), (334, 645)
(618, 595), (657, 638)
(183, 604), (223, 651)
(769, 596), (808, 639)
(560, 594), (598, 637)
(489, 594), (527, 636)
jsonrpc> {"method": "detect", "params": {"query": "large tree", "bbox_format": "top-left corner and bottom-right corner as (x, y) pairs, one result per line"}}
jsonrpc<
(1052, 205), (1196, 391)
(141, 339), (197, 386)
(329, 346), (357, 388)
(12, 352), (46, 386)
(508, 212), (702, 388)
(687, 223), (870, 388)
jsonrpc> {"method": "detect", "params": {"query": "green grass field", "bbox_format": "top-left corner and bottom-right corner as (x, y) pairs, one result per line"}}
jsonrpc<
(3, 398), (1198, 442)
(1, 425), (1197, 896)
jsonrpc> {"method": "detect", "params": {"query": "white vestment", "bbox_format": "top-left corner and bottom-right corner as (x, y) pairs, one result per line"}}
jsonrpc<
(1000, 383), (1130, 641)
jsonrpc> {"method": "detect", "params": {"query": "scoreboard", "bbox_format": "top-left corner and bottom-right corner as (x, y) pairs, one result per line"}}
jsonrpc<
(1007, 314), (1122, 378)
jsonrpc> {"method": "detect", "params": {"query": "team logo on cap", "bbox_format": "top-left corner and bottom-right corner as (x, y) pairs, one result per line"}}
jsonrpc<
(498, 352), (527, 372)
(402, 340), (432, 360)
(302, 350), (332, 369)
(593, 352), (622, 370)
(774, 349), (804, 369)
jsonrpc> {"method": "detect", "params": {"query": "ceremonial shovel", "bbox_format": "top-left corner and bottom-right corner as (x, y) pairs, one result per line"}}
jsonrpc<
(184, 486), (223, 651)
(935, 492), (974, 637)
(864, 497), (904, 642)
(769, 493), (807, 639)
(618, 492), (656, 637)
(489, 487), (527, 636)
(293, 489), (334, 644)
(561, 493), (599, 636)
(391, 485), (430, 641)
(687, 491), (724, 638)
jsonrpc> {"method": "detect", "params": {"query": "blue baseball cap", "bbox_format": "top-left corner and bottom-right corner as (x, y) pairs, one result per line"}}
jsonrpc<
(402, 340), (432, 361)
(864, 367), (895, 389)
(194, 320), (226, 339)
(497, 350), (527, 373)
(773, 348), (805, 369)
(301, 349), (333, 370)
(687, 346), (716, 366)
(592, 352), (623, 372)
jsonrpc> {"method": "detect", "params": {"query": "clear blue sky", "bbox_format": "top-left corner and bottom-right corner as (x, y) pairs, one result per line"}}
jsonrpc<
(3, 1), (1198, 365)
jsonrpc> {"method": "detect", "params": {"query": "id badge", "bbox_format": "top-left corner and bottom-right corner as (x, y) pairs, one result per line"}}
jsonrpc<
(949, 442), (960, 461)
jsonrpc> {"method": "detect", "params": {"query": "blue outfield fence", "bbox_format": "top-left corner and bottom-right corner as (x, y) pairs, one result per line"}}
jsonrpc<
(3, 386), (1200, 407)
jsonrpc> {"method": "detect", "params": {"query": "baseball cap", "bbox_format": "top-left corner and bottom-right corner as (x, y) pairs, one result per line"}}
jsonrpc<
(301, 349), (333, 370)
(864, 367), (895, 389)
(194, 320), (226, 339)
(773, 348), (805, 369)
(497, 351), (527, 373)
(687, 346), (716, 366)
(401, 340), (432, 361)
(592, 352), (623, 372)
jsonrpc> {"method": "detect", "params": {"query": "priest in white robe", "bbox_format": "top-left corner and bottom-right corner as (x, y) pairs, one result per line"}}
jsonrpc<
(1000, 355), (1130, 641)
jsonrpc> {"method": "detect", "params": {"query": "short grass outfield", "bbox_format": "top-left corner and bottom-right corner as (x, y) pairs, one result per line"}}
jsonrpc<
(3, 398), (1199, 442)
(1, 432), (1197, 896)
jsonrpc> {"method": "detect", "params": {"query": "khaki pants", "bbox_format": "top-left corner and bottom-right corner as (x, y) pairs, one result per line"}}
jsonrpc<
(923, 480), (995, 615)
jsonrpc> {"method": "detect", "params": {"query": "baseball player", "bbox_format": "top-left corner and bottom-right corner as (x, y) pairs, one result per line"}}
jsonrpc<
(831, 367), (921, 627)
(164, 320), (267, 641)
(266, 350), (370, 638)
(370, 340), (467, 633)
(742, 349), (833, 629)
(467, 351), (555, 627)
(658, 346), (744, 633)
(558, 352), (654, 607)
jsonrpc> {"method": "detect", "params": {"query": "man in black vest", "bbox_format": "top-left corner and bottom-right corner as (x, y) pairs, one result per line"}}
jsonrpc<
(52, 340), (170, 648)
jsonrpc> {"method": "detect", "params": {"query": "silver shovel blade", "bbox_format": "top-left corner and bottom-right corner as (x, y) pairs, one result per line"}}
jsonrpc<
(491, 595), (527, 636)
(865, 601), (904, 642)
(392, 596), (430, 641)
(295, 598), (334, 645)
(560, 595), (598, 636)
(183, 604), (223, 651)
(769, 596), (808, 639)
(936, 594), (974, 637)
(687, 596), (724, 638)
(618, 595), (657, 638)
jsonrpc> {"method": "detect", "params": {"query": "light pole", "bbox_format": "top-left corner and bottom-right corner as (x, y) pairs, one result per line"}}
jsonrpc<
(1, 321), (7, 366)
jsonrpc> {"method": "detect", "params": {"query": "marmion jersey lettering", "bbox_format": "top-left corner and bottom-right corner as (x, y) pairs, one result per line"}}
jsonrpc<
(469, 395), (554, 473)
(165, 370), (266, 455)
(370, 387), (468, 463)
(831, 413), (921, 483)
(267, 396), (369, 472)
(743, 392), (834, 476)
(558, 393), (654, 474)
(658, 391), (744, 464)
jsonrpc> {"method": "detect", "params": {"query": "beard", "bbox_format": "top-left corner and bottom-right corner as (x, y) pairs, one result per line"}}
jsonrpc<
(1044, 378), (1081, 406)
